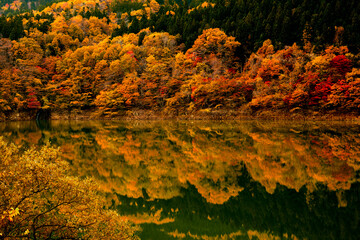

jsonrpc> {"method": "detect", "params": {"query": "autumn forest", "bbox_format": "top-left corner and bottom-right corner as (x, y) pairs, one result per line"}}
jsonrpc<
(2, 1), (360, 239)
(0, 0), (359, 120)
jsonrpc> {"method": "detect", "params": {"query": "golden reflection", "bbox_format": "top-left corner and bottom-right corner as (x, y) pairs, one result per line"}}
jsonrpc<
(247, 230), (300, 240)
(241, 128), (359, 194)
(1, 121), (360, 206)
(167, 230), (245, 239)
(121, 209), (175, 225)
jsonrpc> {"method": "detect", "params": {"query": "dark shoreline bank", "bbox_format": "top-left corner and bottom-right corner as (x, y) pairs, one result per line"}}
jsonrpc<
(1, 109), (360, 122)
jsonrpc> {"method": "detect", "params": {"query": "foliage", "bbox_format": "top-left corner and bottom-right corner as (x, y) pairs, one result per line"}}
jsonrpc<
(0, 0), (360, 117)
(0, 137), (139, 240)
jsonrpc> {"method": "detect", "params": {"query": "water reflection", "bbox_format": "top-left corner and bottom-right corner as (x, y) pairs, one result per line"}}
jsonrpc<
(1, 120), (360, 239)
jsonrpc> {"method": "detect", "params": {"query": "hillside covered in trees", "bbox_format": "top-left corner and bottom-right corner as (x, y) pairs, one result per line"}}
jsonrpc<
(0, 0), (360, 120)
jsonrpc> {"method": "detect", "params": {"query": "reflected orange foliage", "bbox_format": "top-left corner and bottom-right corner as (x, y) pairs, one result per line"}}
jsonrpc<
(1, 121), (360, 207)
(121, 209), (174, 225)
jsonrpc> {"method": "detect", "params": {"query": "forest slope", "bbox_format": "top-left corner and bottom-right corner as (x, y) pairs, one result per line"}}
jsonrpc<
(0, 0), (359, 120)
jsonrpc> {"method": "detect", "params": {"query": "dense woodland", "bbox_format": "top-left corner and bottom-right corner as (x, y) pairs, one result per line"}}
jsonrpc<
(0, 0), (360, 119)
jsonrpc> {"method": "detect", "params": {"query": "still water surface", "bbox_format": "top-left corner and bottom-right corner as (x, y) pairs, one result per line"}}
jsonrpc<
(1, 120), (360, 239)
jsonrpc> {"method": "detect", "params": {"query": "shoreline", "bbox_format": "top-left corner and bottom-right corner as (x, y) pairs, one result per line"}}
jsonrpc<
(1, 109), (360, 122)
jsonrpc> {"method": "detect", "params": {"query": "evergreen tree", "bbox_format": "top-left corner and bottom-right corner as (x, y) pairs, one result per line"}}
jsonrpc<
(9, 16), (24, 40)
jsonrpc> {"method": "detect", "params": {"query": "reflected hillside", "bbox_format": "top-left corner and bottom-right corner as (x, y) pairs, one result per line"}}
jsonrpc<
(1, 120), (360, 239)
(1, 121), (360, 203)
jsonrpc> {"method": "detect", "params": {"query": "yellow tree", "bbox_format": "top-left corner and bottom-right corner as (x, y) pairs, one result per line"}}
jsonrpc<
(11, 37), (43, 67)
(94, 73), (141, 115)
(0, 138), (139, 239)
(142, 32), (178, 59)
(50, 15), (69, 33)
(186, 28), (241, 72)
(140, 54), (170, 108)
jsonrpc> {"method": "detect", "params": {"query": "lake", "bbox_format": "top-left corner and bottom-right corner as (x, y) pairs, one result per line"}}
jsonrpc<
(1, 120), (360, 239)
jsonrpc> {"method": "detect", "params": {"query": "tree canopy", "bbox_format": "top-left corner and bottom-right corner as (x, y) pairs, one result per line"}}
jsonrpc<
(0, 0), (359, 119)
(0, 137), (139, 240)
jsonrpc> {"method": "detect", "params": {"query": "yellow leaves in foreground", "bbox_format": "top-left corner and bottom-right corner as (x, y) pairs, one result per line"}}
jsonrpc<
(1, 208), (20, 222)
(0, 137), (139, 240)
